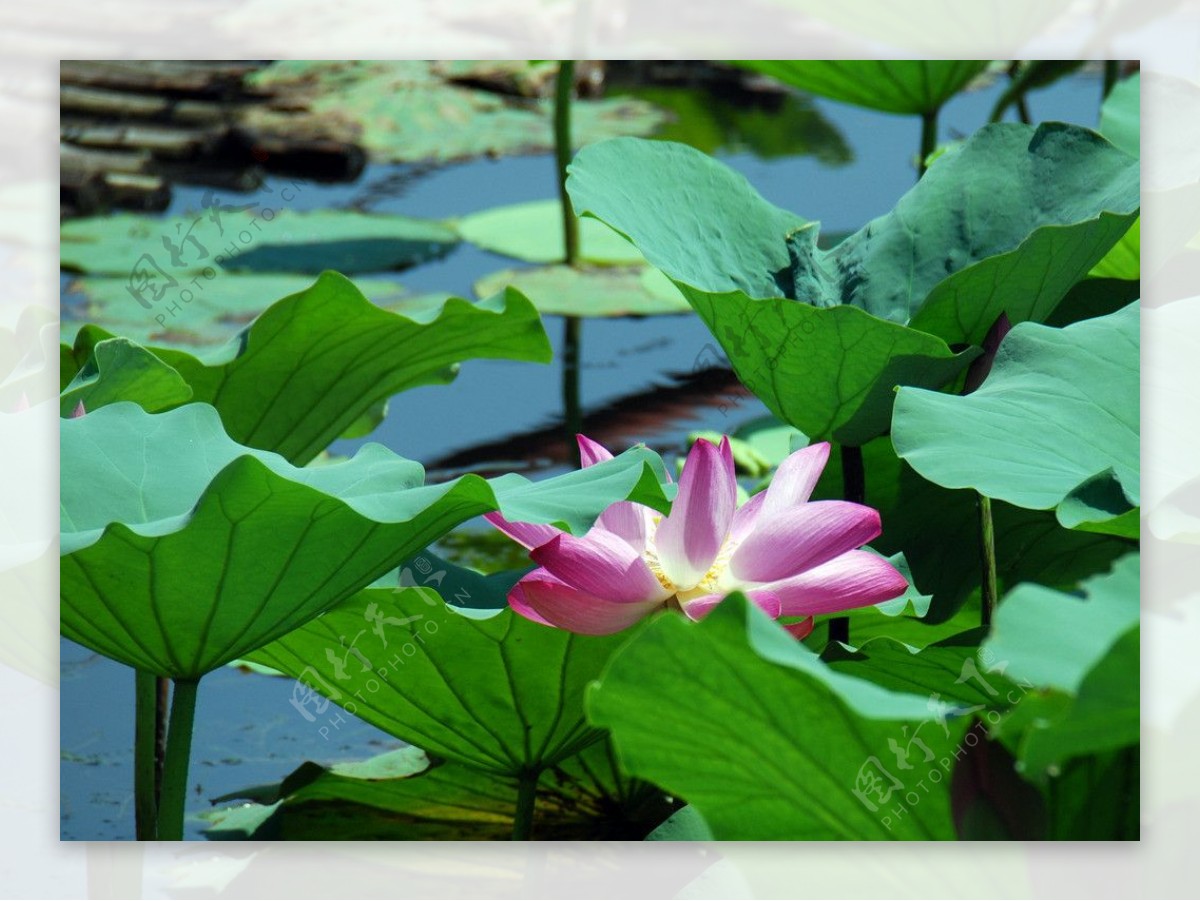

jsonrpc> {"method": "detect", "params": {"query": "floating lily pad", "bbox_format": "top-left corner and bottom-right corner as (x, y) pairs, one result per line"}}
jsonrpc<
(60, 209), (458, 276)
(474, 265), (690, 318)
(456, 200), (644, 265)
(246, 60), (668, 165)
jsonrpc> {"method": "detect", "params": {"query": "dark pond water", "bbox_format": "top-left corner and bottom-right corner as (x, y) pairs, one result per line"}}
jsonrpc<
(60, 69), (1107, 840)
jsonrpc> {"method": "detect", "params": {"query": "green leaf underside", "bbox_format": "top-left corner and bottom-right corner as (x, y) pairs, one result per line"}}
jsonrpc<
(61, 402), (669, 679)
(893, 303), (1139, 533)
(588, 595), (966, 840)
(60, 209), (459, 276)
(474, 265), (690, 318)
(205, 740), (667, 840)
(984, 553), (1139, 695)
(823, 630), (1020, 710)
(59, 338), (192, 416)
(456, 199), (645, 265)
(985, 556), (1140, 775)
(66, 272), (552, 464)
(681, 286), (976, 443)
(1100, 73), (1140, 158)
(568, 126), (1136, 441)
(569, 127), (1138, 344)
(249, 589), (629, 777)
(811, 435), (1132, 623)
(732, 61), (988, 115)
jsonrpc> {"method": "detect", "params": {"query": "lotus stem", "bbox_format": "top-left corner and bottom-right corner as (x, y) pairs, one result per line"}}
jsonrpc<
(133, 670), (158, 840)
(155, 675), (168, 805)
(978, 493), (998, 630)
(918, 108), (939, 178)
(830, 443), (866, 645)
(156, 677), (199, 841)
(555, 60), (583, 465)
(555, 60), (579, 267)
(512, 770), (539, 841)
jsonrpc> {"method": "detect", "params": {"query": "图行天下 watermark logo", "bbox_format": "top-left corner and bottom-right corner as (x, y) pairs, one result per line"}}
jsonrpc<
(288, 556), (464, 740)
(851, 646), (1035, 831)
(125, 181), (305, 326)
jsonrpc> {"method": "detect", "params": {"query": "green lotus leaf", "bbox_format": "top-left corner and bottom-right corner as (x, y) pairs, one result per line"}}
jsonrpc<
(60, 209), (459, 276)
(822, 630), (1019, 709)
(893, 303), (1139, 536)
(248, 588), (631, 778)
(732, 60), (988, 115)
(1100, 72), (1140, 158)
(984, 555), (1139, 777)
(59, 337), (192, 416)
(204, 740), (669, 840)
(811, 435), (1131, 623)
(568, 127), (1136, 441)
(61, 402), (670, 680)
(65, 272), (552, 464)
(588, 594), (967, 840)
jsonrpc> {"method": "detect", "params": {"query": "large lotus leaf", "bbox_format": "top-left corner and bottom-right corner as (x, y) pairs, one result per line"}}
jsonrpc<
(59, 337), (192, 416)
(588, 594), (966, 840)
(984, 553), (1139, 695)
(474, 265), (690, 318)
(456, 200), (644, 265)
(65, 272), (552, 464)
(811, 435), (1133, 623)
(1100, 72), (1140, 158)
(61, 403), (671, 679)
(205, 741), (668, 840)
(984, 555), (1139, 776)
(732, 60), (988, 115)
(893, 303), (1139, 537)
(822, 630), (1019, 709)
(60, 209), (458, 276)
(248, 588), (630, 778)
(245, 61), (667, 165)
(677, 285), (976, 444)
(569, 127), (1140, 347)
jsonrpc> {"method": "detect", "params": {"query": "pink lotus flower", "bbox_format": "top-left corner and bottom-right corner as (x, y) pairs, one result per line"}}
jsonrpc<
(486, 436), (907, 636)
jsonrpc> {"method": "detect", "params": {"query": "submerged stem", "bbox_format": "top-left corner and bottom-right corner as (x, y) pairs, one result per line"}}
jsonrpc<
(978, 493), (998, 630)
(134, 670), (158, 840)
(1103, 60), (1121, 100)
(512, 770), (539, 841)
(562, 316), (583, 466)
(156, 677), (199, 841)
